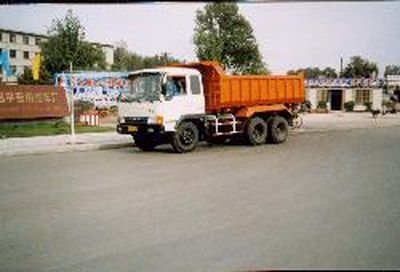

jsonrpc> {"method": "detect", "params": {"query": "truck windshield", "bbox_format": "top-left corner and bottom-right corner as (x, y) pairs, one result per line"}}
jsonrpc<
(122, 72), (162, 102)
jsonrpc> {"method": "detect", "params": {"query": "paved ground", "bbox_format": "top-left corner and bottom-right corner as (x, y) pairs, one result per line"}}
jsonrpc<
(1, 126), (399, 271)
(299, 111), (400, 132)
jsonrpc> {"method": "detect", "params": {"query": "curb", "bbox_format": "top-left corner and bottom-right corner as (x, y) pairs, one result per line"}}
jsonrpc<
(0, 141), (133, 157)
(291, 123), (400, 135)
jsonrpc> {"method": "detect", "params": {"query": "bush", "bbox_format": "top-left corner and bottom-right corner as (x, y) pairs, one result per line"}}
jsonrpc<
(317, 100), (327, 109)
(344, 101), (355, 112)
(300, 100), (311, 112)
(74, 100), (95, 115)
(364, 102), (373, 112)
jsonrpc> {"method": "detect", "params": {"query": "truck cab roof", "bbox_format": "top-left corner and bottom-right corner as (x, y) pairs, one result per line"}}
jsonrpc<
(128, 67), (201, 77)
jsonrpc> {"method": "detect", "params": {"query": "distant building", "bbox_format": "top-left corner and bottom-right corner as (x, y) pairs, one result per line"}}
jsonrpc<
(305, 78), (384, 111)
(0, 28), (114, 80)
(386, 75), (400, 96)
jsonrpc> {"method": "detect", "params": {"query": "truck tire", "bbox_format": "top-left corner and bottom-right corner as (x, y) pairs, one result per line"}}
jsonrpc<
(269, 116), (289, 144)
(245, 116), (268, 145)
(171, 121), (199, 153)
(134, 134), (158, 151)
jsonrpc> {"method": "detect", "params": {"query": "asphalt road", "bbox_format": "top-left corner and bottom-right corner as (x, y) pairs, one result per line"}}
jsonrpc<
(1, 127), (400, 271)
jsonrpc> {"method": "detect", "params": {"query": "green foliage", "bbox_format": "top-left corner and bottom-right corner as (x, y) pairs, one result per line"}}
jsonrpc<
(342, 56), (378, 78)
(317, 100), (327, 109)
(287, 67), (337, 79)
(384, 65), (400, 77)
(344, 101), (355, 112)
(17, 67), (52, 85)
(112, 41), (180, 71)
(74, 100), (95, 114)
(41, 9), (106, 75)
(193, 3), (268, 75)
(0, 120), (113, 138)
(364, 102), (373, 112)
(301, 100), (312, 112)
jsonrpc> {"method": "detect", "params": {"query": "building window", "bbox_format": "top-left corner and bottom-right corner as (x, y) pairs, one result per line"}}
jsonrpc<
(10, 66), (17, 74)
(10, 50), (17, 58)
(23, 51), (29, 59)
(355, 89), (371, 104)
(0, 32), (2, 42)
(23, 35), (29, 45)
(35, 37), (41, 45)
(10, 33), (17, 43)
(317, 89), (328, 102)
(0, 48), (2, 54)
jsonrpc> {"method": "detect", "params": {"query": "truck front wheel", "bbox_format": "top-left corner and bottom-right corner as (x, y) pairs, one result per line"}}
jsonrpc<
(171, 121), (199, 153)
(269, 116), (289, 144)
(245, 116), (268, 145)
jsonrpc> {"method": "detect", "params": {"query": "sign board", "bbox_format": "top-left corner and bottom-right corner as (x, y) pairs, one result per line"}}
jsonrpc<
(305, 78), (384, 88)
(54, 72), (129, 109)
(0, 85), (69, 120)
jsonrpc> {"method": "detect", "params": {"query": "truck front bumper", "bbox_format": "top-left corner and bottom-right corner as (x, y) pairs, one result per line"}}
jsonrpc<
(116, 123), (165, 135)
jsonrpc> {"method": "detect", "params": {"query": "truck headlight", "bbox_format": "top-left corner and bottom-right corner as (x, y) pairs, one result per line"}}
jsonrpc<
(148, 115), (163, 125)
(117, 116), (125, 124)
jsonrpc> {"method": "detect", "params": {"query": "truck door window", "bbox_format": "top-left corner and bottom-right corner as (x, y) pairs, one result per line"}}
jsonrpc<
(164, 76), (186, 98)
(190, 75), (201, 95)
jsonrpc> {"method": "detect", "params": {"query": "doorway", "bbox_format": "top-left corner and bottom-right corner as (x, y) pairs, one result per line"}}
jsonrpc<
(330, 89), (343, 110)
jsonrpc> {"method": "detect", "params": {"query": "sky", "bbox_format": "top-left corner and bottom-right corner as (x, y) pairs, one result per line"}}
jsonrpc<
(0, 2), (399, 76)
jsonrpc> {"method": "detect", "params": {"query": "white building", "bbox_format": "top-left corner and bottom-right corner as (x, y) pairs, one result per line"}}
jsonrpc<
(0, 28), (114, 79)
(305, 78), (384, 111)
(386, 75), (400, 95)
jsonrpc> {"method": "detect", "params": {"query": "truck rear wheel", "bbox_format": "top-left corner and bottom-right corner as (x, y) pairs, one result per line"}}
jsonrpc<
(245, 116), (268, 145)
(269, 116), (289, 144)
(171, 121), (199, 153)
(134, 134), (158, 151)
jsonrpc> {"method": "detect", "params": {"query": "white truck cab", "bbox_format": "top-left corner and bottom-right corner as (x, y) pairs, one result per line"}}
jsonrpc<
(116, 67), (206, 152)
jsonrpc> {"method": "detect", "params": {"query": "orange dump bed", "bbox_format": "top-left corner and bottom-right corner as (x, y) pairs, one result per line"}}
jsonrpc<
(171, 61), (305, 113)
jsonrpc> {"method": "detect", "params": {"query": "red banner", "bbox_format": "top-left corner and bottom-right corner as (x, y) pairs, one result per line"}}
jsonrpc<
(0, 85), (69, 120)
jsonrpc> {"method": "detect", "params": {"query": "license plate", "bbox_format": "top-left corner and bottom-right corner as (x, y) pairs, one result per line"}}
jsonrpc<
(127, 125), (138, 132)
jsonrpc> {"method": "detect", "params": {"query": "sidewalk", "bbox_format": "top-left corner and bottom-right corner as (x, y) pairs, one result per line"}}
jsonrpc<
(0, 131), (132, 157)
(296, 112), (400, 133)
(1, 112), (399, 157)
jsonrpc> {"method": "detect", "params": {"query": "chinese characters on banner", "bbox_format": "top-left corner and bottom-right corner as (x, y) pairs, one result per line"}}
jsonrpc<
(0, 85), (69, 120)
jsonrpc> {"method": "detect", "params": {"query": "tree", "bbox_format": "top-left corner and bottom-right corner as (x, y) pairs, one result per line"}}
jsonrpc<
(193, 3), (268, 75)
(384, 65), (400, 77)
(287, 67), (337, 79)
(41, 9), (106, 75)
(18, 67), (51, 85)
(342, 56), (378, 78)
(112, 41), (181, 71)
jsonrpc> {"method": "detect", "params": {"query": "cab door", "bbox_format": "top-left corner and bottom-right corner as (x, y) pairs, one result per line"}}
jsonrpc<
(188, 74), (205, 114)
(161, 74), (205, 131)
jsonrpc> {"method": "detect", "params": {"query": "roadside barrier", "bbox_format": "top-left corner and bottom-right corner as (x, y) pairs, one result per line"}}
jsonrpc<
(79, 112), (99, 126)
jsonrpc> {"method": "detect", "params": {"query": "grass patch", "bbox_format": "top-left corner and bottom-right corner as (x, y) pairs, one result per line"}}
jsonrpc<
(0, 120), (114, 138)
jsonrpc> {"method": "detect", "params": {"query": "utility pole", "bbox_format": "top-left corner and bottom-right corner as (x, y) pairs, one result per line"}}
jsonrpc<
(70, 61), (75, 143)
(340, 57), (343, 78)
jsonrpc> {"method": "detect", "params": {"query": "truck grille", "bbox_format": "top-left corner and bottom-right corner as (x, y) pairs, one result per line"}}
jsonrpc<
(124, 116), (148, 124)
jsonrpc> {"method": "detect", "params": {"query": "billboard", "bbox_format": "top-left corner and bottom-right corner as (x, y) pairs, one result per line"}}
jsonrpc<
(54, 72), (129, 109)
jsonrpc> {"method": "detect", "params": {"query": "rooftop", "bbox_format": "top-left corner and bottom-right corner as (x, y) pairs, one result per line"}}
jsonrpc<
(0, 27), (113, 48)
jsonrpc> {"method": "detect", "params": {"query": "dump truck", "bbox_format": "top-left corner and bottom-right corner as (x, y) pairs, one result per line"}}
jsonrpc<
(116, 61), (304, 153)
